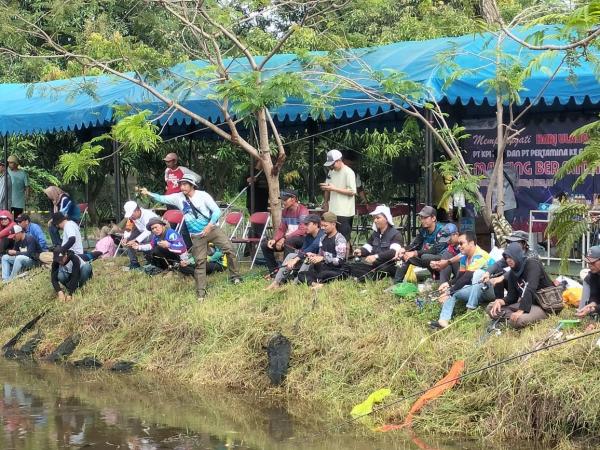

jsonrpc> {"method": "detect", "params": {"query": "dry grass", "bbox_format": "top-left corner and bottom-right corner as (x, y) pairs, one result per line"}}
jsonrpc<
(0, 258), (599, 445)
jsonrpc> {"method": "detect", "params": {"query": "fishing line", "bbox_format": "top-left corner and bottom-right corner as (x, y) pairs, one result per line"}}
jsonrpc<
(312, 326), (600, 437)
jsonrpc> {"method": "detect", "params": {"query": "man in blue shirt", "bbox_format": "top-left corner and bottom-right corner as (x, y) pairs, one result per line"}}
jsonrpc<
(15, 214), (48, 251)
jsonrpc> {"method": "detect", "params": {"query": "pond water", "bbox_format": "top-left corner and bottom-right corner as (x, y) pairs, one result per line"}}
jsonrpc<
(0, 358), (563, 449)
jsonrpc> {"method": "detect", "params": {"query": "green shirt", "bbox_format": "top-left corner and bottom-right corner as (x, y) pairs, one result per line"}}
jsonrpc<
(8, 169), (29, 209)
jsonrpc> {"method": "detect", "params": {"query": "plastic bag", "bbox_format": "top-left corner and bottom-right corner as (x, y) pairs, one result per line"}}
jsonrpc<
(405, 264), (417, 284)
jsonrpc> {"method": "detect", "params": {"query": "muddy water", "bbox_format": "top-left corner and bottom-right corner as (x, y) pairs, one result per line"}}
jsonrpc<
(0, 359), (550, 449)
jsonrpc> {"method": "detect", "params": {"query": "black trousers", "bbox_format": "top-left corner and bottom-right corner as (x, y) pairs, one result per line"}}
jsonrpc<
(261, 235), (304, 273)
(297, 262), (346, 284)
(394, 253), (442, 283)
(149, 246), (194, 276)
(349, 262), (395, 282)
(337, 216), (354, 241)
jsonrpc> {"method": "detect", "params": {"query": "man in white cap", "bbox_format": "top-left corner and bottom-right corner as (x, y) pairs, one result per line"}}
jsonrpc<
(320, 149), (356, 241)
(138, 174), (241, 301)
(163, 152), (200, 198)
(122, 200), (159, 269)
(350, 205), (404, 281)
(1, 224), (40, 281)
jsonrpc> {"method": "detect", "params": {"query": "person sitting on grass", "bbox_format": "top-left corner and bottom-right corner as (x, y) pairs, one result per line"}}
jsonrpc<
(486, 242), (553, 329)
(1, 225), (41, 282)
(128, 217), (194, 276)
(261, 189), (308, 276)
(393, 206), (449, 283)
(576, 246), (600, 318)
(122, 201), (159, 270)
(51, 248), (92, 302)
(44, 186), (81, 246)
(297, 212), (347, 288)
(138, 176), (241, 302)
(349, 205), (404, 281)
(0, 211), (15, 255)
(15, 214), (48, 252)
(265, 213), (324, 290)
(429, 231), (490, 330)
(428, 223), (461, 283)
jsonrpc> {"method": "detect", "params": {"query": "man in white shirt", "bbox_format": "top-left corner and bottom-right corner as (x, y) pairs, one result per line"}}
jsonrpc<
(320, 149), (357, 241)
(122, 200), (159, 269)
(51, 212), (84, 255)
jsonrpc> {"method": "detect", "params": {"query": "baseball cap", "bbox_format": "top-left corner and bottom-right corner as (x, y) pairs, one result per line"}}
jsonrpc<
(163, 152), (178, 162)
(15, 214), (29, 223)
(281, 189), (298, 199)
(506, 230), (529, 242)
(586, 245), (600, 262)
(8, 224), (23, 239)
(324, 149), (343, 167)
(7, 155), (18, 164)
(303, 214), (321, 225)
(439, 222), (459, 243)
(123, 201), (139, 219)
(417, 205), (436, 218)
(53, 248), (67, 263)
(321, 211), (338, 223)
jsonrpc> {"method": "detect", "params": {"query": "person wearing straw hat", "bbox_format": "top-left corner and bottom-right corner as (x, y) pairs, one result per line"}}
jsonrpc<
(7, 155), (29, 218)
(349, 205), (404, 281)
(1, 224), (40, 281)
(138, 174), (241, 302)
(297, 211), (347, 287)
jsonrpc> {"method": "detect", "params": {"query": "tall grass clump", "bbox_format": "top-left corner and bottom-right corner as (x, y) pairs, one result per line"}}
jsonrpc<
(0, 258), (599, 444)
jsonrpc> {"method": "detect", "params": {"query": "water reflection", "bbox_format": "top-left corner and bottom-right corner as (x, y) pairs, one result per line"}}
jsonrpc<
(0, 359), (582, 450)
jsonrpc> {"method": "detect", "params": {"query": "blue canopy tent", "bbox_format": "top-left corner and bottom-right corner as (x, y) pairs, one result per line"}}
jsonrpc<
(0, 24), (598, 214)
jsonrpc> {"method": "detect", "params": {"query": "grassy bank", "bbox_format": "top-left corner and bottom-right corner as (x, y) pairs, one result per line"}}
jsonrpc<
(0, 259), (599, 445)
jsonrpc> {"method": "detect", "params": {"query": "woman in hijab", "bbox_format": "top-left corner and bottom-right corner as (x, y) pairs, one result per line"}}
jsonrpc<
(44, 186), (81, 246)
(486, 242), (553, 328)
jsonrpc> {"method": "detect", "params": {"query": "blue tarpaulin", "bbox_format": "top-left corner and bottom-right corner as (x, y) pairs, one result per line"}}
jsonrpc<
(0, 25), (598, 136)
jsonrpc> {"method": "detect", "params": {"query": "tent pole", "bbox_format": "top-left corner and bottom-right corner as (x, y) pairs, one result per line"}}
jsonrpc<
(3, 135), (8, 210)
(113, 140), (122, 222)
(308, 122), (317, 204)
(424, 110), (433, 206)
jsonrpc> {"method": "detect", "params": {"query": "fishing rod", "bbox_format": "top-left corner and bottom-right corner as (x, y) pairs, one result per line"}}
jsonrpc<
(220, 170), (264, 219)
(313, 326), (600, 436)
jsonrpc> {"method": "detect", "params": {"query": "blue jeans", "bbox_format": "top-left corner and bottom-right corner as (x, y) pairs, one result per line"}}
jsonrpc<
(57, 262), (92, 290)
(1, 255), (35, 281)
(439, 270), (485, 322)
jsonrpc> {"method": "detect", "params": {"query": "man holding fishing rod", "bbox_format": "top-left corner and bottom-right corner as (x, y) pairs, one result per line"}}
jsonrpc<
(261, 189), (308, 276)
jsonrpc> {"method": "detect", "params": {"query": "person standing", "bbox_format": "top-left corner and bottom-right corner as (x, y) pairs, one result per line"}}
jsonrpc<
(7, 155), (29, 218)
(163, 152), (201, 197)
(138, 174), (242, 302)
(0, 162), (12, 210)
(320, 149), (356, 242)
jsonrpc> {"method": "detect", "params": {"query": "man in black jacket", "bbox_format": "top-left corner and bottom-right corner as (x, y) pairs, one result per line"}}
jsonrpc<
(1, 225), (40, 281)
(51, 249), (93, 302)
(350, 205), (404, 281)
(486, 242), (553, 328)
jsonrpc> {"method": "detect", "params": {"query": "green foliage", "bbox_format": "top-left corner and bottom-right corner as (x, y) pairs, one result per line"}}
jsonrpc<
(555, 116), (600, 188)
(546, 201), (590, 273)
(112, 110), (162, 153)
(435, 157), (485, 212)
(57, 141), (103, 184)
(20, 166), (61, 193)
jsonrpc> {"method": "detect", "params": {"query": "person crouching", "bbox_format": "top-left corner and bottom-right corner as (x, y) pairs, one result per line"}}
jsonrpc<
(51, 249), (92, 302)
(127, 217), (193, 275)
(297, 212), (347, 287)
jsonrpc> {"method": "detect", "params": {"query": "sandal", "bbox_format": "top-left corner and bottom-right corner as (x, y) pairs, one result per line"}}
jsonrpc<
(428, 320), (444, 330)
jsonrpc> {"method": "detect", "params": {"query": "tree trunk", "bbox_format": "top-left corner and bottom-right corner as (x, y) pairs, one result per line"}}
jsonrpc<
(256, 108), (282, 230)
(480, 0), (502, 25)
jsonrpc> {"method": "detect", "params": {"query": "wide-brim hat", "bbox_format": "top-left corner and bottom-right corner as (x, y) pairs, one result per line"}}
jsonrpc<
(146, 217), (167, 231)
